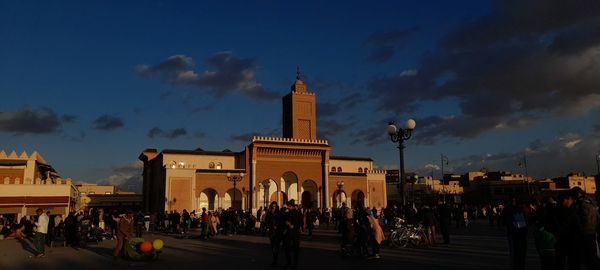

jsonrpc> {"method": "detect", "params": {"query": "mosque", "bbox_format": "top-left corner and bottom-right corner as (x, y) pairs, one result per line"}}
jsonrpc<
(139, 73), (387, 213)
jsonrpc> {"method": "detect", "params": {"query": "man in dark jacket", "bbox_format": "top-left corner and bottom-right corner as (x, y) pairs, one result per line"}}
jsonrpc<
(556, 192), (582, 269)
(437, 200), (451, 244)
(572, 187), (600, 269)
(283, 200), (304, 269)
(266, 202), (284, 266)
(503, 198), (528, 270)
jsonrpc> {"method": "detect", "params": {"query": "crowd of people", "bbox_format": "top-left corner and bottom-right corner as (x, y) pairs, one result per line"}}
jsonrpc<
(1, 187), (598, 269)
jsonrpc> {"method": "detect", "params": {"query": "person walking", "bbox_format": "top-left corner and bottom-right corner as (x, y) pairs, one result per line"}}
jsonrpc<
(200, 208), (209, 239)
(34, 208), (49, 257)
(367, 211), (384, 259)
(422, 205), (437, 246)
(304, 208), (314, 238)
(113, 211), (134, 260)
(556, 191), (582, 269)
(437, 200), (451, 244)
(503, 198), (529, 270)
(266, 201), (284, 267)
(283, 200), (303, 269)
(572, 187), (600, 269)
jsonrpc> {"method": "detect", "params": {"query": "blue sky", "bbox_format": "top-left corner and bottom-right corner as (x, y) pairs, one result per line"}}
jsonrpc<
(1, 1), (599, 191)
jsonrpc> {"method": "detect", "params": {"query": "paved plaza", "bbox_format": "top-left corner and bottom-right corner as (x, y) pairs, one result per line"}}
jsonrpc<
(0, 220), (540, 270)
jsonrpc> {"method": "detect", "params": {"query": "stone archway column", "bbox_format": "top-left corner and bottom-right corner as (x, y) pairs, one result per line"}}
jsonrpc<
(251, 160), (257, 210)
(317, 189), (321, 208)
(297, 181), (302, 205)
(323, 163), (330, 208)
(277, 184), (282, 206)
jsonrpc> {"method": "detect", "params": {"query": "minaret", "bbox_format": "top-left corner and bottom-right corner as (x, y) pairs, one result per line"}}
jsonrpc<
(282, 67), (317, 140)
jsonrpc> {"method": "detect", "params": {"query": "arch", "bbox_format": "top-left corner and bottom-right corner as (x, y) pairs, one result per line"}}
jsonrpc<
(198, 188), (218, 211)
(216, 162), (223, 169)
(337, 167), (342, 172)
(281, 171), (299, 202)
(259, 179), (278, 207)
(358, 168), (363, 173)
(333, 190), (347, 208)
(351, 190), (365, 209)
(331, 167), (337, 172)
(300, 180), (318, 209)
(223, 188), (242, 209)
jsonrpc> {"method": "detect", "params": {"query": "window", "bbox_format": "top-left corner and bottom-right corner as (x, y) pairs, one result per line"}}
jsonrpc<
(105, 192), (111, 195)
(337, 167), (342, 172)
(89, 191), (95, 195)
(170, 161), (177, 169)
(216, 162), (223, 170)
(209, 162), (215, 169)
(80, 192), (86, 195)
(358, 168), (363, 173)
(364, 167), (368, 173)
(331, 167), (336, 172)
(578, 181), (582, 186)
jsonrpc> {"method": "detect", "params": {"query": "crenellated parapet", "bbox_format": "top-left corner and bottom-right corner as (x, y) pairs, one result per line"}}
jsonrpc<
(252, 136), (328, 145)
(365, 169), (387, 174)
(0, 150), (48, 164)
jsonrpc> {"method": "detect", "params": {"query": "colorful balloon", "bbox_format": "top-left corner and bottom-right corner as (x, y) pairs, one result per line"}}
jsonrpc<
(139, 241), (153, 253)
(153, 239), (164, 250)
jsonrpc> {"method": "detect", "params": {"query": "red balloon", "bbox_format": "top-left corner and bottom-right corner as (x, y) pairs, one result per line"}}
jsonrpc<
(139, 241), (153, 253)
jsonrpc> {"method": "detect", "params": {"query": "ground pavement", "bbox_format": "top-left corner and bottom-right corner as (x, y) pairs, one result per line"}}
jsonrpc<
(0, 219), (540, 270)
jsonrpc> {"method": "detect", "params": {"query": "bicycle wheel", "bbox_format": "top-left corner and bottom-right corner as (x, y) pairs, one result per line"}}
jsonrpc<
(389, 231), (398, 247)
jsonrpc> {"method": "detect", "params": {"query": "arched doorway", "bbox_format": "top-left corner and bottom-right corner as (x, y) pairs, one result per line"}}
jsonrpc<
(198, 188), (218, 211)
(301, 180), (318, 209)
(333, 190), (347, 208)
(223, 188), (242, 209)
(351, 190), (365, 209)
(281, 172), (298, 202)
(259, 179), (277, 207)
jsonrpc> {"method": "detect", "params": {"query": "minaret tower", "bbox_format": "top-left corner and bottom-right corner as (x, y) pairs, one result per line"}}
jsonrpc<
(282, 67), (317, 140)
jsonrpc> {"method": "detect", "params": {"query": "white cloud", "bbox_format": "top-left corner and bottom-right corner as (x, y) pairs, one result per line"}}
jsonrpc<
(424, 164), (440, 170)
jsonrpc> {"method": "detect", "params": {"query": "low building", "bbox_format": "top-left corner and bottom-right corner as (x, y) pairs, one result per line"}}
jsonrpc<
(552, 173), (597, 194)
(76, 183), (117, 195)
(76, 184), (143, 218)
(0, 151), (78, 220)
(463, 171), (532, 204)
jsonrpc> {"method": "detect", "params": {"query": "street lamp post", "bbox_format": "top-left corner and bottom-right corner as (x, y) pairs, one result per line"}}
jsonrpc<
(387, 119), (416, 206)
(596, 153), (600, 178)
(441, 154), (449, 203)
(227, 172), (245, 210)
(595, 154), (600, 200)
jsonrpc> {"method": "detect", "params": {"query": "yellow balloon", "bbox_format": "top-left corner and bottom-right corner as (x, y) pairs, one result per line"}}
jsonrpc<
(153, 239), (164, 250)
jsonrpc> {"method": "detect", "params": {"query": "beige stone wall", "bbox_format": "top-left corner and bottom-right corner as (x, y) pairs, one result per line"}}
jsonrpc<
(367, 180), (386, 208)
(77, 184), (116, 195)
(328, 174), (368, 208)
(329, 159), (372, 173)
(568, 175), (597, 194)
(0, 168), (25, 184)
(163, 153), (238, 170)
(0, 184), (73, 196)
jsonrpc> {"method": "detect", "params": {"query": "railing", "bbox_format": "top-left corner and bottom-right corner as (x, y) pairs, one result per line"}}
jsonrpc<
(252, 136), (328, 145)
